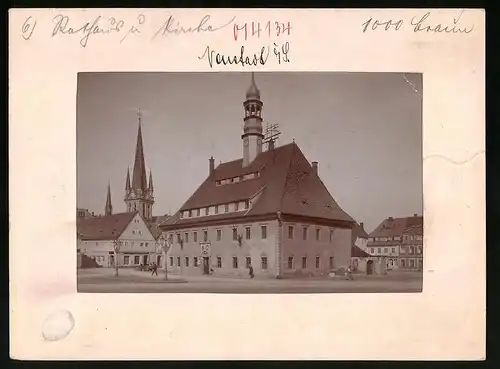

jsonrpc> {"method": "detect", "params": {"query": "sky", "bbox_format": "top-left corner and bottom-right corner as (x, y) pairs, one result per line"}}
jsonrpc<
(77, 72), (423, 233)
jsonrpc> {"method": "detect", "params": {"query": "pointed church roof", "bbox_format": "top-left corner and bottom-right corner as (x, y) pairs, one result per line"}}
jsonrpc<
(160, 142), (355, 229)
(132, 120), (148, 191)
(105, 182), (113, 215)
(149, 170), (154, 190)
(125, 168), (131, 190)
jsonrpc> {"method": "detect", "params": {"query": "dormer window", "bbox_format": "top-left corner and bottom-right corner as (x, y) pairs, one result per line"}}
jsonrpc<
(235, 202), (239, 211)
(188, 210), (192, 217)
(197, 209), (201, 216)
(205, 207), (209, 216)
(245, 200), (250, 209)
(215, 205), (219, 214)
(225, 204), (229, 213)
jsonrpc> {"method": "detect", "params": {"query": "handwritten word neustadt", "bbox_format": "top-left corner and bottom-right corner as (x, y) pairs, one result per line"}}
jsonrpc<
(198, 42), (290, 68)
(361, 10), (474, 34)
(152, 14), (235, 40)
(51, 14), (146, 48)
(233, 21), (292, 41)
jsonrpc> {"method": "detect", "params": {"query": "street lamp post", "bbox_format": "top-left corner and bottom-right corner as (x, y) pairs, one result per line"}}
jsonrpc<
(113, 240), (121, 277)
(159, 234), (171, 281)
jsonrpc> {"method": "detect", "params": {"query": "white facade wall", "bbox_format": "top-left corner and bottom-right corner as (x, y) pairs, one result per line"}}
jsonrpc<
(281, 223), (352, 277)
(78, 213), (157, 268)
(164, 221), (278, 278)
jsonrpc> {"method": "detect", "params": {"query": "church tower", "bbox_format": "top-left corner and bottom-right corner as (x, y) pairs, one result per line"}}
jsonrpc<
(124, 111), (154, 220)
(105, 182), (113, 216)
(242, 72), (264, 167)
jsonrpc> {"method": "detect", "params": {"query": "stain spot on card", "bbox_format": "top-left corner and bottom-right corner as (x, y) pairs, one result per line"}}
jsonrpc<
(42, 310), (75, 341)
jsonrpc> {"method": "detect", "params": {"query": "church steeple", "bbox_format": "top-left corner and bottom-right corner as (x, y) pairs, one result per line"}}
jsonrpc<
(132, 112), (148, 192)
(125, 168), (131, 191)
(148, 170), (154, 192)
(124, 109), (155, 221)
(105, 182), (113, 216)
(242, 72), (264, 167)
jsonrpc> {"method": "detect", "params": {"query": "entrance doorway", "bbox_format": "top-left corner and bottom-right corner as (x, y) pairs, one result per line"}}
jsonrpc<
(203, 257), (210, 275)
(157, 255), (162, 267)
(366, 260), (374, 275)
(109, 255), (115, 268)
(143, 255), (149, 265)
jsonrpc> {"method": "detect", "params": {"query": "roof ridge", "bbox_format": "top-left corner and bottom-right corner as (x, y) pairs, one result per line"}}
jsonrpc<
(276, 143), (297, 212)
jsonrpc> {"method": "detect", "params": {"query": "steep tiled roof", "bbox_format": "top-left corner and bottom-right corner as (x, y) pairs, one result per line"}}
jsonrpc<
(402, 223), (423, 235)
(148, 214), (171, 240)
(77, 212), (136, 240)
(352, 245), (371, 257)
(351, 222), (369, 245)
(161, 142), (354, 228)
(368, 215), (423, 238)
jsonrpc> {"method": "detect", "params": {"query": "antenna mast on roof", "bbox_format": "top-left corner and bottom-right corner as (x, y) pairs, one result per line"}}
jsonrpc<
(263, 121), (281, 151)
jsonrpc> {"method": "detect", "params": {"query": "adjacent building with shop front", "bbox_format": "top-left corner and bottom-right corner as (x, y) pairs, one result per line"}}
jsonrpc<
(77, 211), (158, 268)
(367, 214), (423, 270)
(159, 74), (356, 278)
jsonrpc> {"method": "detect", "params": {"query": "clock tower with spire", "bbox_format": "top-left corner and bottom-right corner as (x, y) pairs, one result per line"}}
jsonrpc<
(242, 72), (264, 167)
(124, 109), (155, 220)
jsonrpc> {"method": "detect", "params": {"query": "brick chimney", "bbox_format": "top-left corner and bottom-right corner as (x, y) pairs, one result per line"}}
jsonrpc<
(414, 213), (418, 217)
(209, 156), (215, 176)
(311, 161), (318, 175)
(360, 222), (364, 228)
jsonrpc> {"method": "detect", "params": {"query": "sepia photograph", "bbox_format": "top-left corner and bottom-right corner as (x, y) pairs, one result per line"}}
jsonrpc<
(76, 71), (423, 293)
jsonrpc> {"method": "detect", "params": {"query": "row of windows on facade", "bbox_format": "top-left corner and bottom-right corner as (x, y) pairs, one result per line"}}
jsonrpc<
(168, 225), (336, 244)
(370, 245), (423, 255)
(383, 258), (422, 268)
(181, 200), (251, 219)
(369, 235), (423, 242)
(169, 255), (335, 270)
(82, 240), (150, 247)
(215, 171), (260, 187)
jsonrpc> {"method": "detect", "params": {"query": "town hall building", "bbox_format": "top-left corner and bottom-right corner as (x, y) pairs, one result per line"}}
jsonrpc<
(159, 74), (356, 278)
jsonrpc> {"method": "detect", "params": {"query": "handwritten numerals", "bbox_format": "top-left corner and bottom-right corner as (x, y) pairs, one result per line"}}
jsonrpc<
(361, 11), (474, 34)
(22, 16), (37, 40)
(234, 21), (292, 41)
(361, 17), (403, 33)
(275, 22), (291, 37)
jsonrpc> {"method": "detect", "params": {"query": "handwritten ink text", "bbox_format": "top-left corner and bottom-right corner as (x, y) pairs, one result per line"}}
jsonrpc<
(152, 14), (235, 40)
(52, 14), (125, 48)
(410, 11), (474, 34)
(198, 45), (270, 68)
(361, 10), (474, 35)
(121, 14), (146, 43)
(361, 17), (403, 33)
(21, 16), (37, 40)
(234, 21), (291, 41)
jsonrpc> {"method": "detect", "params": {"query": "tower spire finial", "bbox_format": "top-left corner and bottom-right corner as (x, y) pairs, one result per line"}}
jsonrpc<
(246, 72), (260, 99)
(105, 182), (113, 216)
(131, 109), (148, 191)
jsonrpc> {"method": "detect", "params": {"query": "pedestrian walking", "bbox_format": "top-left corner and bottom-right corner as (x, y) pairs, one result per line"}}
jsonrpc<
(151, 262), (158, 276)
(346, 266), (353, 280)
(249, 263), (254, 279)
